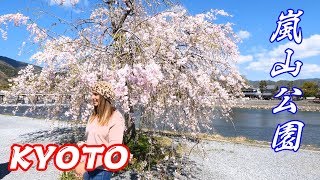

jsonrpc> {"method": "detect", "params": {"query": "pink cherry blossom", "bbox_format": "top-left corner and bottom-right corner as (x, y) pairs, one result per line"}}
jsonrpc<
(3, 1), (246, 133)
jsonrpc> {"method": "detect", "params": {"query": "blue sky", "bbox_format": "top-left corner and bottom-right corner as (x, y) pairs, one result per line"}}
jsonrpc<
(0, 0), (319, 81)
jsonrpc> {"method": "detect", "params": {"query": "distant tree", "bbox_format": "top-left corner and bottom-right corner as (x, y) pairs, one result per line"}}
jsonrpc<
(273, 85), (279, 95)
(240, 75), (250, 88)
(287, 81), (294, 89)
(259, 80), (267, 93)
(0, 83), (10, 90)
(301, 82), (319, 97)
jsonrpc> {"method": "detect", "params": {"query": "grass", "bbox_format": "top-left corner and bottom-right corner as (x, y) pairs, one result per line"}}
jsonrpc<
(60, 171), (82, 180)
(139, 128), (320, 152)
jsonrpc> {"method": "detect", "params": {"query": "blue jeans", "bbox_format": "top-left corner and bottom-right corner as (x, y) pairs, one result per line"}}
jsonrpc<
(83, 169), (112, 180)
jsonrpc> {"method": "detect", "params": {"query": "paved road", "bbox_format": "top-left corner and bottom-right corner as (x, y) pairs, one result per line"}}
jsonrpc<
(0, 115), (63, 180)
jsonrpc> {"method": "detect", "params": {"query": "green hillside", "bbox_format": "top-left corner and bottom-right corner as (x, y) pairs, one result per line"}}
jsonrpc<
(0, 56), (40, 90)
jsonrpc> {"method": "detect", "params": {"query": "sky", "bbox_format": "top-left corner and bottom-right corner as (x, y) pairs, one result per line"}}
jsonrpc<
(0, 0), (319, 81)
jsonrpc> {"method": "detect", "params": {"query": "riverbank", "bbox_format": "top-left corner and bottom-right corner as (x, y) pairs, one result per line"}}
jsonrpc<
(234, 99), (320, 112)
(143, 129), (320, 152)
(1, 114), (320, 179)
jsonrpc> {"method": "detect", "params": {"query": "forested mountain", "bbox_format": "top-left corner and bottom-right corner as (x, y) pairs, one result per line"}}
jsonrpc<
(249, 79), (320, 88)
(0, 56), (40, 90)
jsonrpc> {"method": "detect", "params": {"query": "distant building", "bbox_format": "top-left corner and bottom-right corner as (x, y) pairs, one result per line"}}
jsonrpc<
(242, 88), (262, 99)
(261, 85), (277, 100)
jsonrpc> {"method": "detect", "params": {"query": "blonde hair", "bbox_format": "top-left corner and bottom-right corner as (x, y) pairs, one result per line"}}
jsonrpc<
(89, 94), (115, 126)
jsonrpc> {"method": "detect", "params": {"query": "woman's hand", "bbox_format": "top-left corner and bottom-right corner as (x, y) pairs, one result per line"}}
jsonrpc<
(74, 162), (86, 176)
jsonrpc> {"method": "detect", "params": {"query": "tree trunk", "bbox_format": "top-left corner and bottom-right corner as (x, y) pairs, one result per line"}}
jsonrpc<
(123, 106), (136, 144)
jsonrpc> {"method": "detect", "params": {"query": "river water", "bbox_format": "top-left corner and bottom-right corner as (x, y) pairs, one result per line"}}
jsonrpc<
(1, 105), (319, 147)
(213, 108), (320, 147)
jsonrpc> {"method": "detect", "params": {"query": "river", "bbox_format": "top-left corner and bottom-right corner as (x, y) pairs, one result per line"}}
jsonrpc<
(213, 108), (320, 147)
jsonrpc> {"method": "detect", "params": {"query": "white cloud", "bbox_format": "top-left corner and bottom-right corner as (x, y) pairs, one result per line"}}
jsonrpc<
(237, 55), (253, 64)
(237, 30), (251, 40)
(212, 9), (233, 17)
(48, 0), (88, 13)
(246, 34), (320, 72)
(49, 0), (79, 7)
(268, 34), (320, 59)
(300, 64), (320, 76)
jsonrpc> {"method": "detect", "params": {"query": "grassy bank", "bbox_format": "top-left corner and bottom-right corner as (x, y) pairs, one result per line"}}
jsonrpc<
(139, 128), (320, 151)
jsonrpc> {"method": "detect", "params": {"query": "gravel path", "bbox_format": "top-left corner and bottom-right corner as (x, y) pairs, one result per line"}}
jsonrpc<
(187, 140), (320, 180)
(1, 114), (320, 180)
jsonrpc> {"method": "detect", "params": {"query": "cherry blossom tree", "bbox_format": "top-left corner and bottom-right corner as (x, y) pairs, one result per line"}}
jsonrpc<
(0, 0), (246, 141)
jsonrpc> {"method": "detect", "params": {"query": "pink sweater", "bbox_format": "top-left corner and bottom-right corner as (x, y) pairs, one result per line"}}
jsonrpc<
(82, 110), (125, 169)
